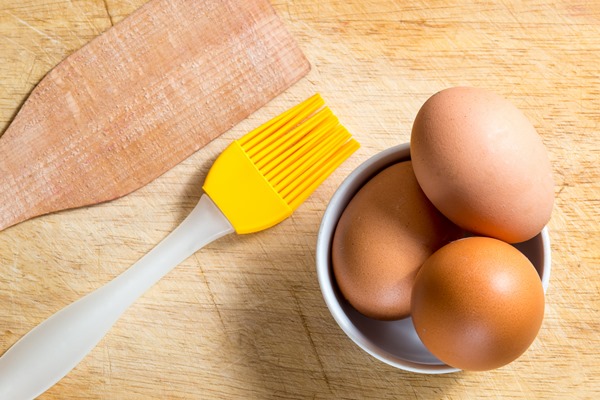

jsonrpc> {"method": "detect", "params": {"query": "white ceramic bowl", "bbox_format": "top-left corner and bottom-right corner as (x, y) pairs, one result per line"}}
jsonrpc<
(316, 143), (551, 374)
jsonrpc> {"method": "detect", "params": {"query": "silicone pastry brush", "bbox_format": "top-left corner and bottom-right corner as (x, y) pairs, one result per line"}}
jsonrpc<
(0, 94), (359, 400)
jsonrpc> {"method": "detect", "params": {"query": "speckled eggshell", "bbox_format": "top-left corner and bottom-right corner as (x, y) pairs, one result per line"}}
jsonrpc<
(410, 87), (554, 243)
(332, 161), (463, 320)
(411, 236), (545, 371)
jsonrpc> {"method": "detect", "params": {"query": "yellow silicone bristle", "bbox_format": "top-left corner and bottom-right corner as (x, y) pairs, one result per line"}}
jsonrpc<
(274, 125), (350, 194)
(287, 138), (360, 210)
(238, 94), (359, 212)
(254, 107), (336, 172)
(239, 94), (324, 159)
(203, 94), (358, 234)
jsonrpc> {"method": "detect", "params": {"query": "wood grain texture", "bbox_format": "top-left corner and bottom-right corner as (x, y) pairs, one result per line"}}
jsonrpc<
(0, 0), (310, 231)
(1, 0), (599, 399)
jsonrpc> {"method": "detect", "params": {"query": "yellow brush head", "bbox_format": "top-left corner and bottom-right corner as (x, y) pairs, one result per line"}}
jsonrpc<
(202, 94), (359, 234)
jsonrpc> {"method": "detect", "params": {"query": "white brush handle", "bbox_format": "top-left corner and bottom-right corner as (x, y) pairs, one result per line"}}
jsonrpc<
(0, 194), (234, 400)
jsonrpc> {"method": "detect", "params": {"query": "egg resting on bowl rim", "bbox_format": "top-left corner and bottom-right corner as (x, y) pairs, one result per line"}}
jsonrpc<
(410, 86), (554, 243)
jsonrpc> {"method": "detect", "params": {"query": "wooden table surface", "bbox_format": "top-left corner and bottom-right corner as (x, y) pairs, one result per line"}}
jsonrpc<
(1, 0), (598, 398)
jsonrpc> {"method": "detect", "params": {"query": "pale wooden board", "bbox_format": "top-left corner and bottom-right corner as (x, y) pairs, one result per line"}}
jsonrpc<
(1, 0), (599, 399)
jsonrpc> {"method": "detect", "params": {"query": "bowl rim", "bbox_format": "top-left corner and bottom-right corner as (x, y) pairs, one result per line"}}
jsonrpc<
(316, 143), (552, 374)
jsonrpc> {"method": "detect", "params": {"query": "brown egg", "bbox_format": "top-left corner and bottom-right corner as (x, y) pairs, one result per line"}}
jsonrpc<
(411, 237), (545, 371)
(410, 87), (554, 243)
(332, 161), (463, 320)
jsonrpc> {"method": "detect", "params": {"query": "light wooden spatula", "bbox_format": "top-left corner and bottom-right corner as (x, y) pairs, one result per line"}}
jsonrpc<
(0, 0), (310, 232)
